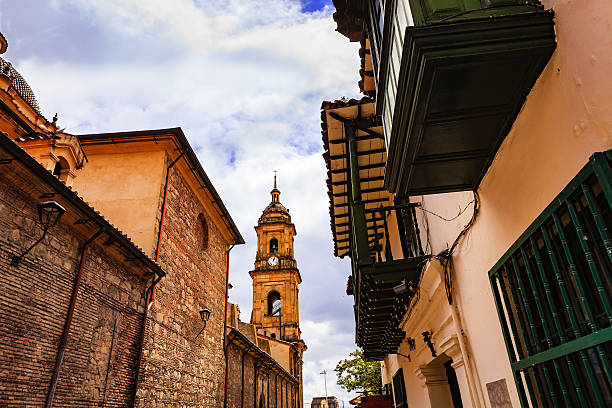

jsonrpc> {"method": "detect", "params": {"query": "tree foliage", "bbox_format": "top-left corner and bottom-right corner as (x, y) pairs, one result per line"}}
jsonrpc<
(334, 349), (382, 395)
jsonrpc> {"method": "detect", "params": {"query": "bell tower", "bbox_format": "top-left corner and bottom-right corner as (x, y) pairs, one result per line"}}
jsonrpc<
(250, 175), (302, 342)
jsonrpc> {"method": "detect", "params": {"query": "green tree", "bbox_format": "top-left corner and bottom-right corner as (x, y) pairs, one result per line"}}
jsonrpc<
(334, 349), (382, 395)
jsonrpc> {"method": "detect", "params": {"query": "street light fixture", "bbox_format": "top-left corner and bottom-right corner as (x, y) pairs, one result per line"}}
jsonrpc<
(320, 370), (329, 407)
(11, 201), (65, 266)
(195, 308), (211, 339)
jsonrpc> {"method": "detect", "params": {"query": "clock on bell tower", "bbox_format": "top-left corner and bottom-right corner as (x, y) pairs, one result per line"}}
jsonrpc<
(250, 175), (302, 342)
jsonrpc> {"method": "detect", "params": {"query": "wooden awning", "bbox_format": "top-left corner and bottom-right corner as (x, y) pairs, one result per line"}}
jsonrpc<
(321, 97), (392, 259)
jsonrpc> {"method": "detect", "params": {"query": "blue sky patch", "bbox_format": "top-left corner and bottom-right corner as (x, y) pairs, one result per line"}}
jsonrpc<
(301, 0), (334, 12)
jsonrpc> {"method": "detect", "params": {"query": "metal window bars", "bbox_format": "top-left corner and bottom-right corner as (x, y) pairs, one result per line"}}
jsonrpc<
(489, 151), (612, 407)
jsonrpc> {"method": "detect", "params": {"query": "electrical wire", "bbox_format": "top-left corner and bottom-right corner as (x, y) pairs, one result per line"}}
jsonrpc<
(433, 190), (480, 304)
(417, 197), (476, 222)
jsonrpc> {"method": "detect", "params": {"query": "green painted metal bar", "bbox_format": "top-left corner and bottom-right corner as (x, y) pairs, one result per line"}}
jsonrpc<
(511, 326), (612, 372)
(505, 264), (540, 408)
(498, 270), (523, 361)
(529, 237), (565, 344)
(580, 184), (612, 266)
(381, 209), (393, 261)
(504, 265), (531, 359)
(540, 226), (590, 408)
(491, 274), (530, 407)
(511, 256), (540, 354)
(552, 213), (598, 332)
(346, 125), (371, 267)
(510, 255), (550, 406)
(411, 207), (424, 256)
(566, 199), (612, 324)
(529, 237), (575, 407)
(540, 226), (582, 338)
(551, 212), (607, 406)
(520, 247), (563, 406)
(591, 152), (612, 209)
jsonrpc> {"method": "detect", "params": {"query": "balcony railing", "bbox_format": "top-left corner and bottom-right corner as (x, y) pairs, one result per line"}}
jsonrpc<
(366, 203), (424, 262)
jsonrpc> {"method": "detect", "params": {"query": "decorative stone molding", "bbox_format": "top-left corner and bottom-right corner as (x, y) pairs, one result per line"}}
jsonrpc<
(438, 334), (463, 368)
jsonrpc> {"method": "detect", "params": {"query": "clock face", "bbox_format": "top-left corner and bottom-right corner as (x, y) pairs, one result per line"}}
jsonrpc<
(268, 256), (279, 266)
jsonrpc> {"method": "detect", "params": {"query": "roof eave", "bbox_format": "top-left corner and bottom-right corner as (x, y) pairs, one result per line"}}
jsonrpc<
(78, 127), (245, 245)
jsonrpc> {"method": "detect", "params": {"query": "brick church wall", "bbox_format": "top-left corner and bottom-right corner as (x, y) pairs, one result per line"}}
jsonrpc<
(136, 163), (231, 407)
(225, 330), (299, 408)
(0, 164), (148, 406)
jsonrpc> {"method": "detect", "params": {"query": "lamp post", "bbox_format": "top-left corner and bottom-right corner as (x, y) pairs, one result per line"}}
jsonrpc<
(11, 201), (65, 266)
(320, 370), (329, 408)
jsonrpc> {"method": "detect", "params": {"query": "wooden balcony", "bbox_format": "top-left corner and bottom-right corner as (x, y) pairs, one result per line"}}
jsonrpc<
(385, 9), (556, 196)
(322, 98), (428, 360)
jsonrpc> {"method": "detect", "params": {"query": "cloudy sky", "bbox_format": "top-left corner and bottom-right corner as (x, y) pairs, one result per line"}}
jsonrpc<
(0, 0), (362, 403)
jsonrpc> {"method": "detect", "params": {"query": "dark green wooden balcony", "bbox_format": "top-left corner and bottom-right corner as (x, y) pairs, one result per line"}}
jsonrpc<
(382, 4), (556, 197)
(409, 0), (548, 25)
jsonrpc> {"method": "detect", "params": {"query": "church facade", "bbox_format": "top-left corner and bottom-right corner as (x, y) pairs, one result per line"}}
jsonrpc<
(225, 179), (306, 408)
(0, 31), (256, 408)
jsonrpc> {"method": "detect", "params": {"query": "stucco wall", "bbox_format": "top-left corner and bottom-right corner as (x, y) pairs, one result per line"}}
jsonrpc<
(71, 149), (166, 257)
(399, 1), (612, 407)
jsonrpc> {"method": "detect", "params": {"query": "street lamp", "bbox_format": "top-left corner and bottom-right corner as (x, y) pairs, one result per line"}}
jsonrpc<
(11, 201), (65, 266)
(320, 370), (329, 408)
(194, 308), (211, 339)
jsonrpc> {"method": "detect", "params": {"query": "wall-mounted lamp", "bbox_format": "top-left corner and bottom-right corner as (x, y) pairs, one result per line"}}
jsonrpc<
(194, 308), (211, 339)
(422, 331), (437, 357)
(11, 201), (65, 266)
(393, 282), (408, 294)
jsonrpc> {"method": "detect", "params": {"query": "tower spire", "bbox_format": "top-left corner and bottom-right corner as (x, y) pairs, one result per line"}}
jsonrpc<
(271, 170), (280, 203)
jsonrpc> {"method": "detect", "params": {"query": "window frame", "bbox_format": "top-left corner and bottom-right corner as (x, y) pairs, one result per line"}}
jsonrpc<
(489, 150), (612, 407)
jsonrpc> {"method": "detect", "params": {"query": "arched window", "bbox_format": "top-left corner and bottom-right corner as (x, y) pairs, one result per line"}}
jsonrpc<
(267, 291), (281, 315)
(52, 157), (70, 181)
(269, 238), (278, 254)
(197, 213), (209, 250)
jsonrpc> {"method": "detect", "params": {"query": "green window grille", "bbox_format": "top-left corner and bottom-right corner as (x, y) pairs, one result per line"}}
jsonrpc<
(489, 151), (612, 407)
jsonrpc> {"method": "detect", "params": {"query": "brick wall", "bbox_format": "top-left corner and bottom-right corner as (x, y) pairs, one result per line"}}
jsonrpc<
(0, 168), (148, 406)
(226, 334), (299, 408)
(137, 163), (231, 407)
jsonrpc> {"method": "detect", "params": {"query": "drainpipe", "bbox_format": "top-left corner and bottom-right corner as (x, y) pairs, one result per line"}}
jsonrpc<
(131, 151), (183, 407)
(450, 301), (485, 407)
(45, 229), (103, 408)
(223, 244), (236, 408)
(154, 151), (185, 263)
